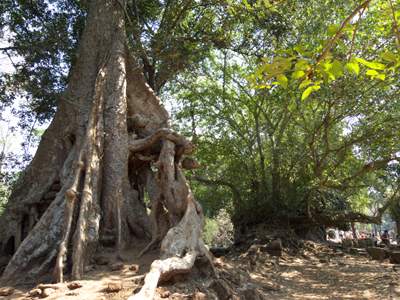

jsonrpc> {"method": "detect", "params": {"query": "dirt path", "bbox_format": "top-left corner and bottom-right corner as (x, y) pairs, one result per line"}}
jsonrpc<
(248, 254), (398, 299)
(219, 242), (400, 300)
(1, 243), (399, 299)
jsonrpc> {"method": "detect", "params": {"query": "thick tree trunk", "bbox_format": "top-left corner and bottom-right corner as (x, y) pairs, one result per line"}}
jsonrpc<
(0, 0), (211, 291)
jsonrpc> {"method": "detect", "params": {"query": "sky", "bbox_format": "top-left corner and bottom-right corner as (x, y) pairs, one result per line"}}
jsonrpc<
(0, 35), (40, 166)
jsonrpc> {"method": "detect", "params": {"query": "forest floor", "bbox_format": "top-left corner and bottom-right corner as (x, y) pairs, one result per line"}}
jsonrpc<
(1, 240), (399, 300)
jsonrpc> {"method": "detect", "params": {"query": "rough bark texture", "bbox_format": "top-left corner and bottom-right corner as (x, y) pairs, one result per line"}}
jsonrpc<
(0, 0), (212, 291)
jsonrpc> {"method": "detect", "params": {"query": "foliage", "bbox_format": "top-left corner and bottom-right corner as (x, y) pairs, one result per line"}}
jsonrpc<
(203, 217), (218, 246)
(171, 0), (400, 227)
(0, 182), (10, 215)
(251, 0), (400, 99)
(203, 209), (234, 247)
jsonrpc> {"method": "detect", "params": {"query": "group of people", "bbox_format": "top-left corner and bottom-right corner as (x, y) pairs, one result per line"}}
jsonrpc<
(327, 228), (398, 246)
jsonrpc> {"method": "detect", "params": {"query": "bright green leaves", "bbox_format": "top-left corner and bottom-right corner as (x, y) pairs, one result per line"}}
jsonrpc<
(345, 60), (360, 75)
(331, 60), (344, 78)
(294, 59), (311, 71)
(299, 79), (312, 90)
(319, 59), (344, 81)
(355, 58), (385, 70)
(365, 69), (379, 76)
(276, 74), (288, 89)
(241, 0), (278, 11)
(252, 50), (397, 100)
(327, 24), (340, 36)
(242, 0), (252, 9)
(381, 52), (398, 63)
(301, 85), (321, 100)
(366, 69), (385, 80)
(292, 70), (305, 80)
(353, 56), (399, 80)
(250, 56), (295, 89)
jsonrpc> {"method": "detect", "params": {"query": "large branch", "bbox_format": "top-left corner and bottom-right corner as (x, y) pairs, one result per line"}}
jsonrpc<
(315, 0), (371, 65)
(129, 128), (192, 153)
(323, 155), (400, 190)
(309, 183), (400, 226)
(193, 175), (241, 206)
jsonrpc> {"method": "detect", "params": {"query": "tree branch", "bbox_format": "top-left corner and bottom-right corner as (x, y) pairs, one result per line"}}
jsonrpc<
(129, 128), (192, 153)
(192, 175), (241, 206)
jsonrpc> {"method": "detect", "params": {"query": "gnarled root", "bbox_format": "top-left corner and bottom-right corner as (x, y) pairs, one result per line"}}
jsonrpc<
(129, 197), (213, 300)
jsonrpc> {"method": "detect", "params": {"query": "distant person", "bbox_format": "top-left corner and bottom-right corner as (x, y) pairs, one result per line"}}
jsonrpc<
(371, 233), (378, 246)
(381, 230), (390, 246)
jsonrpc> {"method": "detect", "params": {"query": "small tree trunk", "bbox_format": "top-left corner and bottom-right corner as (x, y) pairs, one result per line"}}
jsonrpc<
(351, 222), (357, 240)
(396, 220), (400, 237)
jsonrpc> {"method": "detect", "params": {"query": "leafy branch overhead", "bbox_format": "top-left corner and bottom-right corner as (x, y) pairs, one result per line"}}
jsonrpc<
(250, 0), (400, 100)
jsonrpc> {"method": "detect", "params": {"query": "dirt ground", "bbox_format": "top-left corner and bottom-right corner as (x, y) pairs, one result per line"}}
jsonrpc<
(221, 242), (400, 300)
(1, 241), (399, 300)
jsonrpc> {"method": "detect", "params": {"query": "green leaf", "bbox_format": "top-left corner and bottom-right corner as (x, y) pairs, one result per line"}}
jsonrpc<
(381, 52), (398, 63)
(299, 79), (312, 89)
(294, 45), (306, 55)
(301, 85), (320, 100)
(366, 69), (379, 76)
(376, 73), (386, 80)
(263, 0), (272, 8)
(365, 69), (386, 80)
(242, 0), (252, 9)
(327, 24), (339, 36)
(294, 59), (310, 71)
(292, 70), (305, 80)
(331, 60), (344, 77)
(366, 69), (386, 80)
(277, 74), (288, 89)
(345, 61), (360, 75)
(355, 58), (385, 70)
(255, 84), (271, 89)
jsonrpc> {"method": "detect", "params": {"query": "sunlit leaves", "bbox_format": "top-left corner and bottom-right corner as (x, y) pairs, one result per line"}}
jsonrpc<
(327, 24), (340, 36)
(381, 52), (398, 63)
(276, 74), (288, 89)
(250, 0), (400, 99)
(355, 58), (385, 70)
(252, 50), (397, 98)
(294, 59), (311, 71)
(346, 60), (360, 75)
(292, 70), (305, 79)
(366, 69), (385, 80)
(301, 85), (321, 100)
(299, 79), (312, 89)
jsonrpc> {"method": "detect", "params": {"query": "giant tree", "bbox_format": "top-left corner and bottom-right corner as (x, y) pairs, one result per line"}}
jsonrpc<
(0, 1), (213, 298)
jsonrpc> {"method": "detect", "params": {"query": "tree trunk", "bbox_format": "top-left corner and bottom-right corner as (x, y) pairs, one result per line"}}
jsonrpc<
(351, 222), (357, 240)
(396, 220), (400, 238)
(0, 0), (212, 293)
(271, 143), (281, 205)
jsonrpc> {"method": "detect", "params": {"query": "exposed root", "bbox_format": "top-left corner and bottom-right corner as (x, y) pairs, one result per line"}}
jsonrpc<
(138, 238), (160, 258)
(130, 252), (197, 300)
(71, 64), (107, 280)
(128, 197), (213, 300)
(53, 157), (84, 283)
(138, 170), (169, 258)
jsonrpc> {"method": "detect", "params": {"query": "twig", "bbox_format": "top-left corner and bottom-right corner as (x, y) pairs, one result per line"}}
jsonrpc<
(388, 0), (400, 48)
